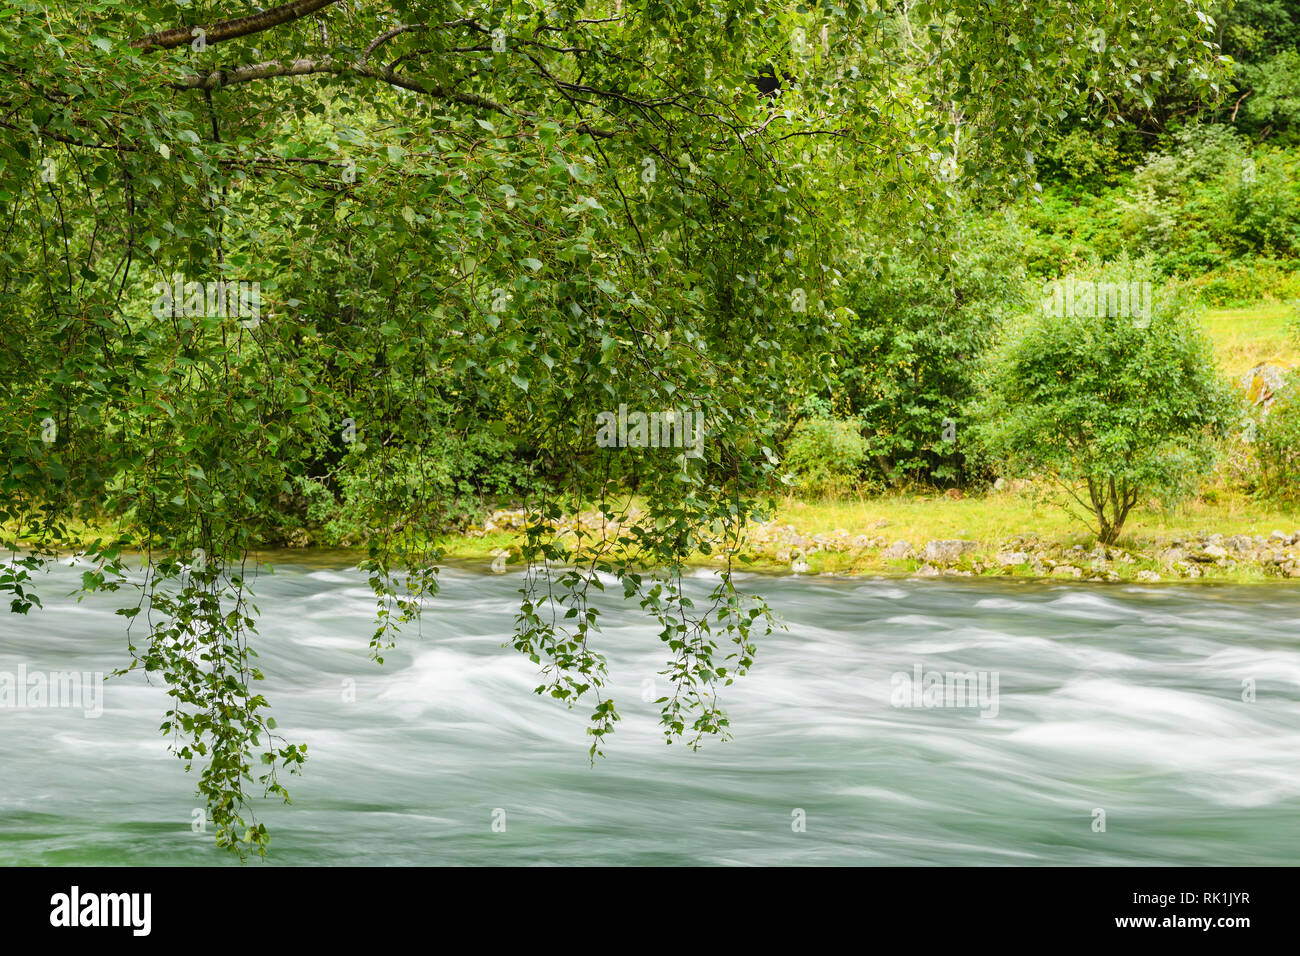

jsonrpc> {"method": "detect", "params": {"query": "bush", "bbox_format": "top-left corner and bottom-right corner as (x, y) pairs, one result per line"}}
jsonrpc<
(783, 418), (869, 497)
(1033, 127), (1144, 188)
(1257, 374), (1300, 498)
(830, 212), (1029, 486)
(1117, 127), (1300, 275)
(973, 268), (1233, 544)
(1182, 261), (1300, 306)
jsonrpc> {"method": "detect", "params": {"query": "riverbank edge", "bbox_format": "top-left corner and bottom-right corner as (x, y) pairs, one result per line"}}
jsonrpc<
(447, 523), (1300, 584)
(12, 511), (1300, 585)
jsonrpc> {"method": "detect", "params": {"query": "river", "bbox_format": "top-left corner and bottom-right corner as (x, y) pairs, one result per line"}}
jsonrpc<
(2, 558), (1298, 865)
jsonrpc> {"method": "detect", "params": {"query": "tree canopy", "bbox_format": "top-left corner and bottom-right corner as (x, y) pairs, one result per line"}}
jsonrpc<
(0, 0), (1230, 854)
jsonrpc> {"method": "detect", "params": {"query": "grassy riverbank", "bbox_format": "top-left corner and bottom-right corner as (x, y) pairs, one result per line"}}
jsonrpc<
(441, 484), (1300, 583)
(11, 486), (1300, 584)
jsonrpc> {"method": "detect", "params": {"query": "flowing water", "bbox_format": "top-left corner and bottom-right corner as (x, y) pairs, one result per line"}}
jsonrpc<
(2, 557), (1298, 866)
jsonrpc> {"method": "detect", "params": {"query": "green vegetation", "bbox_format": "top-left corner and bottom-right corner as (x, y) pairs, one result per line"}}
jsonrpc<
(6, 0), (1300, 858)
(974, 270), (1232, 544)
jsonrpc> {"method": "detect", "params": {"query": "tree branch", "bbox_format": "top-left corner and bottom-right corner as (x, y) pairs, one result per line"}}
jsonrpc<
(173, 56), (522, 119)
(133, 0), (341, 53)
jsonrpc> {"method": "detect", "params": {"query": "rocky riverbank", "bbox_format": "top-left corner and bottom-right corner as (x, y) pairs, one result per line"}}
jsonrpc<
(466, 508), (1300, 582)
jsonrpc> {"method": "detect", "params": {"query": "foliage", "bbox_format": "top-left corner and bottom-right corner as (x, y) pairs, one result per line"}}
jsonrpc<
(973, 267), (1233, 544)
(1020, 127), (1300, 281)
(782, 418), (870, 497)
(0, 0), (1231, 855)
(830, 212), (1029, 486)
(1257, 374), (1300, 497)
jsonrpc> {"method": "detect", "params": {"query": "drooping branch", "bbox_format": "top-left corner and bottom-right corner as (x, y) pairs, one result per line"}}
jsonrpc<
(173, 56), (520, 118)
(133, 0), (341, 53)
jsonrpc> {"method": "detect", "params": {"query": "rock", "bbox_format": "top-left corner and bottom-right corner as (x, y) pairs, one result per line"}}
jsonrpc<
(996, 551), (1030, 566)
(1225, 535), (1253, 553)
(1270, 530), (1290, 543)
(1052, 565), (1083, 578)
(1240, 362), (1289, 408)
(1136, 570), (1161, 583)
(1182, 564), (1203, 578)
(922, 539), (979, 563)
(915, 564), (941, 577)
(883, 540), (912, 560)
(1284, 564), (1300, 579)
(1190, 544), (1228, 563)
(993, 477), (1006, 491)
(851, 535), (872, 548)
(1158, 548), (1187, 567)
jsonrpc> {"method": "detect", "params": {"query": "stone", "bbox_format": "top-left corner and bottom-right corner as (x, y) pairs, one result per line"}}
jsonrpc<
(915, 564), (941, 578)
(922, 539), (979, 563)
(882, 540), (912, 560)
(1136, 570), (1161, 583)
(1225, 535), (1253, 553)
(1190, 544), (1228, 563)
(1158, 548), (1187, 567)
(996, 551), (1030, 566)
(1052, 565), (1083, 578)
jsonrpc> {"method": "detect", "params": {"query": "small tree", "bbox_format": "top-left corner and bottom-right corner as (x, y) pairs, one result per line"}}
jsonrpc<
(974, 274), (1231, 544)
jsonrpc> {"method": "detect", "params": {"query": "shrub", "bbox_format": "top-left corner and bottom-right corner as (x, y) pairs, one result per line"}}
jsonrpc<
(831, 212), (1029, 486)
(1257, 374), (1300, 498)
(973, 268), (1233, 544)
(783, 418), (869, 497)
(1117, 128), (1300, 275)
(1183, 261), (1300, 306)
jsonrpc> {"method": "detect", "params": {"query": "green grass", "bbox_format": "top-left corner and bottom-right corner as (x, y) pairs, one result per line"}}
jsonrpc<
(1199, 301), (1299, 377)
(770, 487), (1300, 549)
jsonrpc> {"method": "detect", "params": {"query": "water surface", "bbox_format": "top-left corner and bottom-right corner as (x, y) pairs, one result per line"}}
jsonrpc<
(2, 560), (1297, 865)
